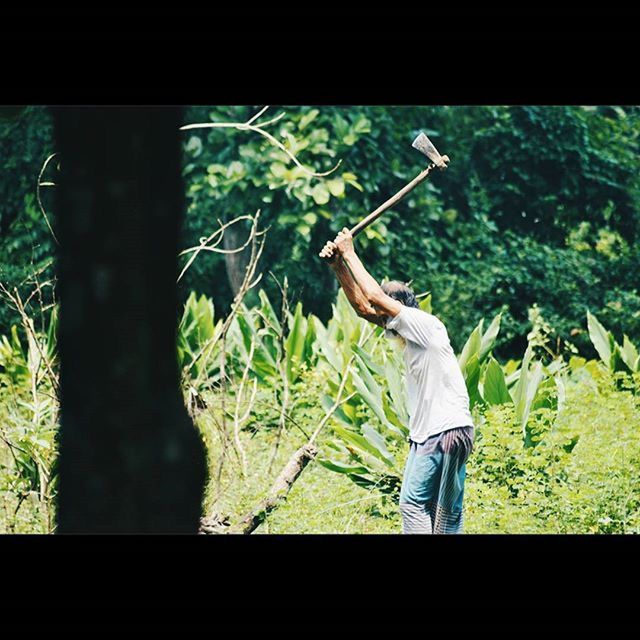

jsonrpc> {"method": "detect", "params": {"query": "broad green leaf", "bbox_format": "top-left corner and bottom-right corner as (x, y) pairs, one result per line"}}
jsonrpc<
(46, 306), (58, 362)
(311, 183), (330, 205)
(299, 108), (319, 130)
(382, 392), (406, 433)
(317, 459), (370, 475)
(464, 354), (482, 408)
(303, 313), (317, 364)
(333, 425), (395, 468)
(343, 172), (364, 192)
(384, 356), (409, 425)
(326, 178), (345, 197)
(314, 317), (343, 372)
(610, 343), (629, 374)
(285, 302), (307, 382)
(321, 394), (353, 425)
(258, 289), (281, 334)
(458, 321), (483, 371)
(479, 313), (501, 362)
(418, 293), (432, 314)
(483, 357), (512, 405)
(352, 344), (385, 378)
(362, 424), (395, 464)
(511, 346), (533, 410)
(518, 360), (544, 437)
(621, 335), (639, 372)
(351, 355), (400, 434)
(587, 311), (612, 367)
(532, 376), (557, 412)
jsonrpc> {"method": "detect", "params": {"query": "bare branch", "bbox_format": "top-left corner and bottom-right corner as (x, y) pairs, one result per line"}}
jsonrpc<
(36, 153), (60, 245)
(180, 106), (342, 178)
(177, 214), (255, 283)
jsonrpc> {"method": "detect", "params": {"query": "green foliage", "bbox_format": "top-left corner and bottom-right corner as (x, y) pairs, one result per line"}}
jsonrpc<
(177, 106), (640, 362)
(587, 310), (640, 373)
(0, 307), (58, 533)
(177, 291), (223, 388)
(467, 368), (640, 534)
(318, 294), (564, 492)
(0, 106), (56, 335)
(4, 105), (638, 356)
(2, 285), (640, 533)
(2, 104), (640, 533)
(171, 286), (640, 533)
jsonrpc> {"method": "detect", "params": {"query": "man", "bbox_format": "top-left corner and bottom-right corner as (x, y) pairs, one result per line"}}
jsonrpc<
(319, 228), (475, 534)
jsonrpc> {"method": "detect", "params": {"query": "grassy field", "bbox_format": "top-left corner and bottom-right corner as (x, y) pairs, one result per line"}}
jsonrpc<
(194, 366), (640, 535)
(2, 365), (639, 534)
(2, 291), (639, 535)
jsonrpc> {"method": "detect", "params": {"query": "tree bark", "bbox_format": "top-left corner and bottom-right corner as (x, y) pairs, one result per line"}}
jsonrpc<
(223, 220), (249, 297)
(229, 443), (318, 534)
(53, 106), (207, 533)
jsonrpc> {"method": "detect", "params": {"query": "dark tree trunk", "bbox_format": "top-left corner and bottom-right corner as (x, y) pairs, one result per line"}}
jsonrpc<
(53, 106), (207, 533)
(223, 220), (249, 297)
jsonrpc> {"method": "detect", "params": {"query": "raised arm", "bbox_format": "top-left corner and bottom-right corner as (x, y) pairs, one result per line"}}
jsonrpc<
(319, 227), (402, 322)
(319, 239), (385, 326)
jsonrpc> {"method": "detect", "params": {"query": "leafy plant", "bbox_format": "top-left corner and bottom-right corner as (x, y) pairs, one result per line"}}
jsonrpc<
(0, 306), (58, 532)
(587, 310), (639, 374)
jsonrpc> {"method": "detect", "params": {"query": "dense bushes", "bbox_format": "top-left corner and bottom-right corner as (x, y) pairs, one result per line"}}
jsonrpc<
(1, 285), (639, 533)
(467, 369), (640, 533)
(1, 105), (639, 533)
(0, 106), (56, 334)
(188, 287), (640, 534)
(178, 105), (640, 359)
(2, 106), (638, 358)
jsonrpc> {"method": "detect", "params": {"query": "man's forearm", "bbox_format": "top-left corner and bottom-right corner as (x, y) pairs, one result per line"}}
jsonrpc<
(331, 257), (377, 316)
(341, 250), (385, 303)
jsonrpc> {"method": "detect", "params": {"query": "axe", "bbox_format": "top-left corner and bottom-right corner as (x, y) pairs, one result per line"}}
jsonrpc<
(322, 132), (449, 251)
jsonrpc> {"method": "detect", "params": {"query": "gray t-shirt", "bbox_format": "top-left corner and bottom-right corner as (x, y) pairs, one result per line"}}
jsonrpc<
(385, 306), (473, 443)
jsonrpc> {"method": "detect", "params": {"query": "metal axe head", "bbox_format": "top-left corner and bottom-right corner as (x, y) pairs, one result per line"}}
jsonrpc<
(412, 132), (449, 169)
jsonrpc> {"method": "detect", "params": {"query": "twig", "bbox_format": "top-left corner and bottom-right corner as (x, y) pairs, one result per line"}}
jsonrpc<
(229, 442), (318, 535)
(232, 339), (257, 478)
(180, 106), (342, 178)
(0, 282), (59, 394)
(36, 153), (60, 245)
(210, 211), (267, 503)
(177, 214), (255, 283)
(267, 273), (290, 474)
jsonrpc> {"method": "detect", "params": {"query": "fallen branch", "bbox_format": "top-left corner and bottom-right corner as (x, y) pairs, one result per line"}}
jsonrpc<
(230, 442), (319, 535)
(200, 346), (362, 535)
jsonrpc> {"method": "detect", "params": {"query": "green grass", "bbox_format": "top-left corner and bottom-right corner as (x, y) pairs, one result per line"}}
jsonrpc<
(196, 367), (640, 535)
(2, 368), (639, 534)
(196, 403), (401, 534)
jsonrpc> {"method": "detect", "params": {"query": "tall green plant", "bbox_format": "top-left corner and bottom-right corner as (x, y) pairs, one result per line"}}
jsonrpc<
(587, 310), (639, 373)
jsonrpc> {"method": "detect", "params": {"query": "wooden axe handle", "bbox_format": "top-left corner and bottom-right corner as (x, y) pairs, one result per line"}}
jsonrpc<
(349, 156), (449, 238)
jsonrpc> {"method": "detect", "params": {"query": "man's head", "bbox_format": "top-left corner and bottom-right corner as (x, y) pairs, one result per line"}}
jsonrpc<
(381, 281), (419, 309)
(381, 281), (419, 346)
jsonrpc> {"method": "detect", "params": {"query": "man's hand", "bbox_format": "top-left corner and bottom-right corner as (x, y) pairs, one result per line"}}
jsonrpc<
(333, 227), (355, 257)
(319, 227), (355, 263)
(319, 240), (339, 263)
